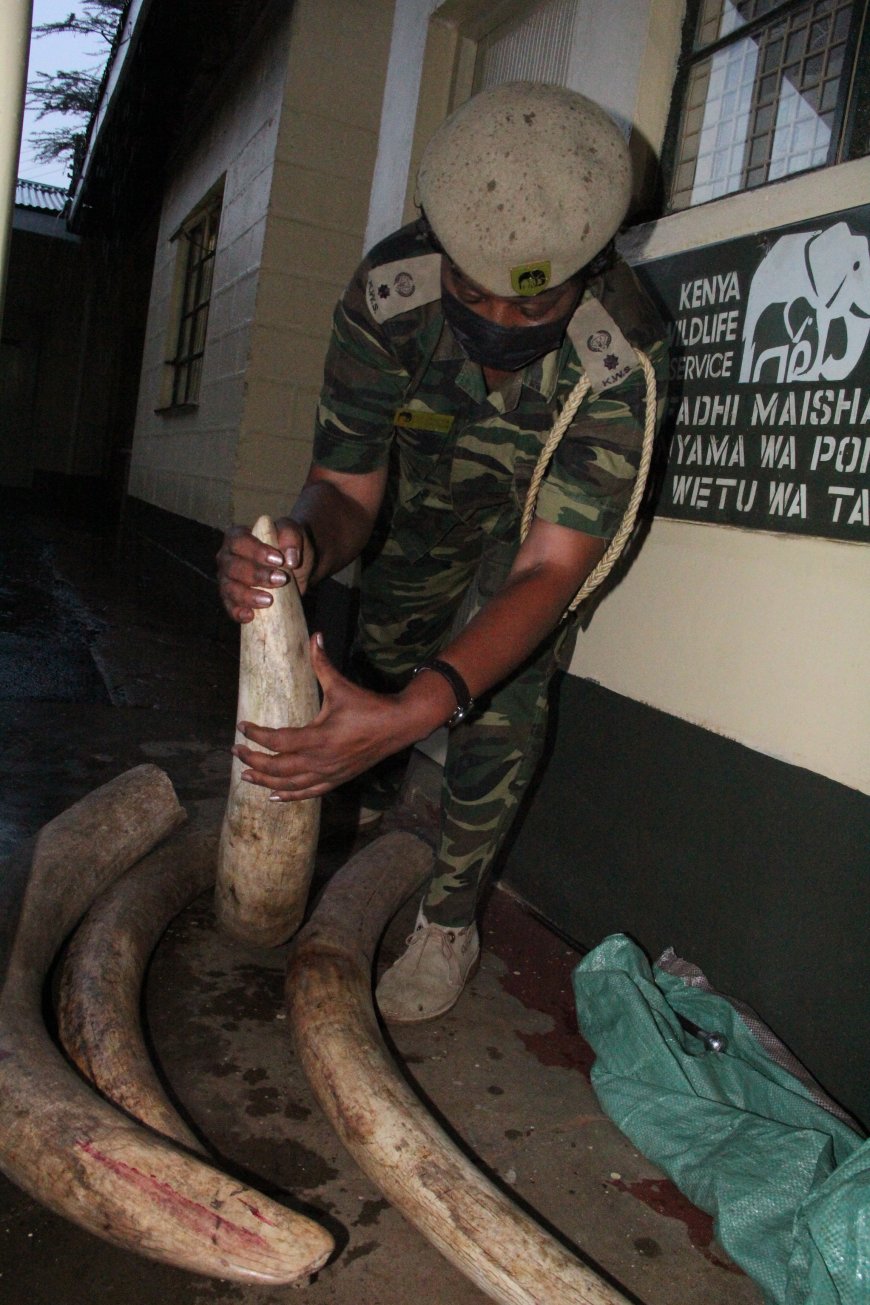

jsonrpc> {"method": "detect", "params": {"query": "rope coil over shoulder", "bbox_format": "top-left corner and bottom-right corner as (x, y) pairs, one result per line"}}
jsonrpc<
(520, 347), (657, 614)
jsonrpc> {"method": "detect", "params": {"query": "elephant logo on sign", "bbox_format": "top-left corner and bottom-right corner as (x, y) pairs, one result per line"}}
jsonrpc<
(739, 222), (870, 384)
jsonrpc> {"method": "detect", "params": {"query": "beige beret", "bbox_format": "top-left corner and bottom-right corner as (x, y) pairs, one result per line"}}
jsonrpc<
(417, 82), (631, 297)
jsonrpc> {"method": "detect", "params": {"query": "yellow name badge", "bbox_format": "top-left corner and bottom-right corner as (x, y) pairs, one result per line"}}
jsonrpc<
(394, 408), (455, 434)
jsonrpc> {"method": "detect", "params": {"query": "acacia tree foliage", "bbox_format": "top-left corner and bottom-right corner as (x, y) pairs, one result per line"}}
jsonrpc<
(27, 0), (125, 176)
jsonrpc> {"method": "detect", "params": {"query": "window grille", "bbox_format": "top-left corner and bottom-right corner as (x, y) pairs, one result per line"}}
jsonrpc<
(168, 194), (221, 407)
(666, 0), (869, 210)
(473, 0), (579, 91)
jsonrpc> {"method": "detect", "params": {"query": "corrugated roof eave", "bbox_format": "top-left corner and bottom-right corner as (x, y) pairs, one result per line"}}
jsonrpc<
(15, 179), (69, 213)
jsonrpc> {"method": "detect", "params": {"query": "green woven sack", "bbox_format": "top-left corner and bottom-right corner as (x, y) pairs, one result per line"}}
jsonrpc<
(573, 934), (868, 1304)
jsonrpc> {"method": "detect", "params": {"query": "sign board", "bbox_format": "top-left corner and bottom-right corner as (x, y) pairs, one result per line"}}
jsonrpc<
(635, 205), (870, 543)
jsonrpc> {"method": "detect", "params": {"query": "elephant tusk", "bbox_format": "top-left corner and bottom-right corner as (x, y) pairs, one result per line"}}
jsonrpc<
(0, 766), (333, 1284)
(287, 831), (633, 1305)
(215, 514), (321, 948)
(57, 824), (219, 1152)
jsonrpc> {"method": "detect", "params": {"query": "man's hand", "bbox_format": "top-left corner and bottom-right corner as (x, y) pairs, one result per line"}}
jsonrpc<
(216, 517), (316, 623)
(231, 635), (444, 799)
(216, 465), (386, 625)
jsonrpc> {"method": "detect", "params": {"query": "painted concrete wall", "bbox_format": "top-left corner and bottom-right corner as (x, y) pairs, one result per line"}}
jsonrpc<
(561, 2), (870, 798)
(393, 0), (869, 798)
(233, 0), (395, 526)
(128, 10), (293, 528)
(365, 0), (442, 251)
(577, 158), (870, 798)
(128, 0), (395, 533)
(0, 231), (116, 487)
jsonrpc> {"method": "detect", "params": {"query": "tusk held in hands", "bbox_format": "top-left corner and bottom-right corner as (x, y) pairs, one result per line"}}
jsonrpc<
(216, 514), (321, 948)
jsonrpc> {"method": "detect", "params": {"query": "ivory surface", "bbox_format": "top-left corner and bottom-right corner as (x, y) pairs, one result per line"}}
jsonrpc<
(57, 826), (219, 1151)
(0, 766), (333, 1284)
(216, 514), (321, 947)
(288, 832), (633, 1305)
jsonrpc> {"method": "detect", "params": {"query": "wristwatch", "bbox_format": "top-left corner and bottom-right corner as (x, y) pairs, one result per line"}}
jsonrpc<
(412, 658), (474, 727)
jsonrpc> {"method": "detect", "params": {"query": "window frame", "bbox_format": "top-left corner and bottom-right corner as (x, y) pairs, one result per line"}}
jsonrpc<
(660, 0), (870, 213)
(158, 181), (224, 414)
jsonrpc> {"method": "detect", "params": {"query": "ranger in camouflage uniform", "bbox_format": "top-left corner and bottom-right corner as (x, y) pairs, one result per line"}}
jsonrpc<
(217, 82), (668, 1023)
(316, 220), (666, 920)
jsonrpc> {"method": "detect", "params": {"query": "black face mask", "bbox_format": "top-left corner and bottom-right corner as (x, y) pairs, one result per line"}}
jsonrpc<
(441, 285), (577, 371)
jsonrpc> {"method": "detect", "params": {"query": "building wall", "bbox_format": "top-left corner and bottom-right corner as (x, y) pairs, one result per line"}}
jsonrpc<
(233, 0), (396, 525)
(128, 0), (396, 533)
(128, 8), (293, 528)
(3, 208), (160, 510)
(580, 158), (870, 798)
(1, 228), (90, 488)
(374, 0), (870, 1124)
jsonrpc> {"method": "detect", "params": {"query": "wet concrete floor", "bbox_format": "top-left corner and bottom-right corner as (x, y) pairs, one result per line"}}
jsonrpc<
(0, 493), (763, 1304)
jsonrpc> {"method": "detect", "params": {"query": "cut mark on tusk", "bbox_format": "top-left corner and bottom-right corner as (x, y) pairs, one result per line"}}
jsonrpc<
(0, 767), (333, 1284)
(76, 1140), (272, 1250)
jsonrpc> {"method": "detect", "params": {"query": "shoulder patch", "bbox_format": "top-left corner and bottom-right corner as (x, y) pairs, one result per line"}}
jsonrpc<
(365, 253), (442, 322)
(567, 297), (637, 393)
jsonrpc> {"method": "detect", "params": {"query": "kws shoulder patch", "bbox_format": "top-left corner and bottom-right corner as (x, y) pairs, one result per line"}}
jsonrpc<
(567, 297), (637, 394)
(366, 253), (442, 322)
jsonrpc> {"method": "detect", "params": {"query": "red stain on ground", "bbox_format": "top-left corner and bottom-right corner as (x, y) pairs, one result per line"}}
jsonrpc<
(76, 1139), (270, 1250)
(484, 892), (595, 1077)
(485, 896), (741, 1277)
(611, 1177), (742, 1273)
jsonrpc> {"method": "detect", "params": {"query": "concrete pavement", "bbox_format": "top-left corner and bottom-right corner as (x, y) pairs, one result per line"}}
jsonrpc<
(0, 491), (761, 1305)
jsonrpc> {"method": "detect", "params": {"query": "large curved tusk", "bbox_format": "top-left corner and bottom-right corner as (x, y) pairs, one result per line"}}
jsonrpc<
(288, 831), (633, 1305)
(215, 513), (321, 948)
(0, 766), (333, 1284)
(57, 825), (219, 1152)
(1, 765), (186, 990)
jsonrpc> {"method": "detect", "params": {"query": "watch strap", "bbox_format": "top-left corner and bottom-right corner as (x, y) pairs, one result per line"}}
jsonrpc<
(413, 658), (474, 727)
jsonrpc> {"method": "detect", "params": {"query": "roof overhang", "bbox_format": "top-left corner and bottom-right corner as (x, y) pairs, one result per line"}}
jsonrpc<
(67, 0), (279, 238)
(13, 206), (80, 241)
(68, 0), (154, 230)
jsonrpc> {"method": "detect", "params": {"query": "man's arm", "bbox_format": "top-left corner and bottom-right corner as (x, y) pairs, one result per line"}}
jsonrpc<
(233, 518), (606, 799)
(431, 518), (605, 697)
(283, 464), (389, 587)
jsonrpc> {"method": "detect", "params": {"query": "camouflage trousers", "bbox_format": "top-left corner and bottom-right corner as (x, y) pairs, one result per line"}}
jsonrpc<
(353, 520), (580, 928)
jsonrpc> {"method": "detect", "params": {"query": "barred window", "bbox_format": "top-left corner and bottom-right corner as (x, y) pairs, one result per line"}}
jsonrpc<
(165, 187), (223, 408)
(665, 0), (870, 211)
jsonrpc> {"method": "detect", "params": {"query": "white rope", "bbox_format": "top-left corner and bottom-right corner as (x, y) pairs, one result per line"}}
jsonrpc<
(520, 348), (657, 614)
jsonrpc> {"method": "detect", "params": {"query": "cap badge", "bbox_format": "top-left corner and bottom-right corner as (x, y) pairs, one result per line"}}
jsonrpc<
(510, 261), (552, 295)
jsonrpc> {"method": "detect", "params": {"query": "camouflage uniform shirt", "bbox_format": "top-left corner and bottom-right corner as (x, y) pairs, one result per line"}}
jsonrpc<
(313, 219), (668, 563)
